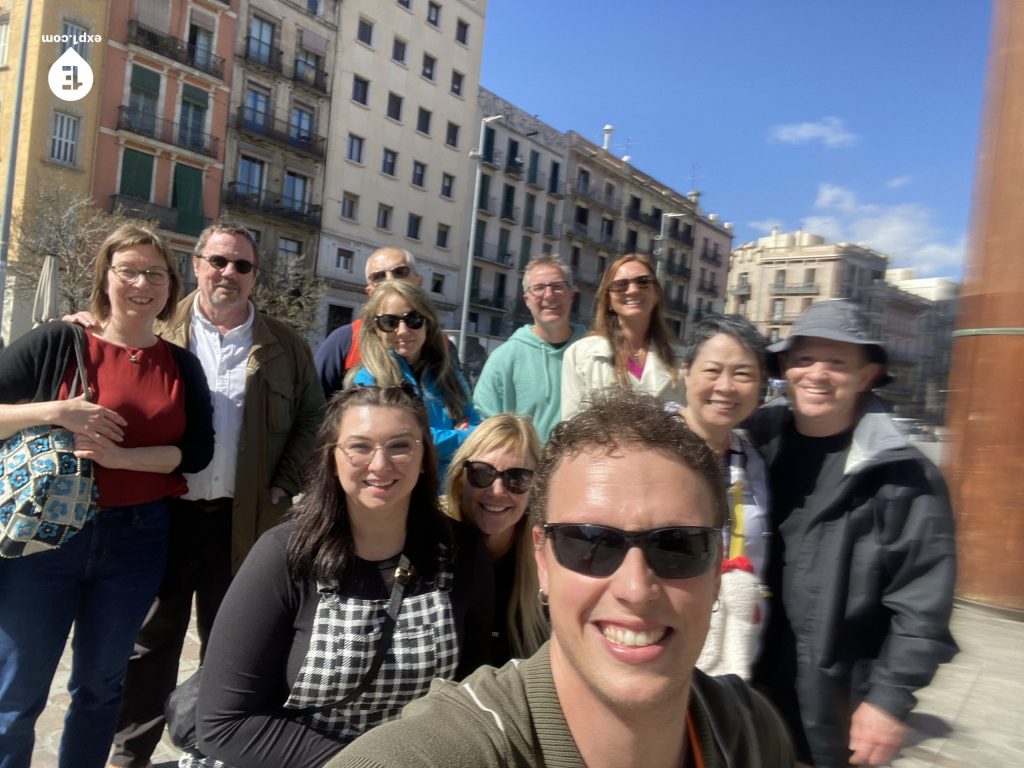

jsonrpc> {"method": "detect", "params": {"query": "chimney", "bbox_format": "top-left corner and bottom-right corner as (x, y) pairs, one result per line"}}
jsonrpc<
(602, 124), (613, 151)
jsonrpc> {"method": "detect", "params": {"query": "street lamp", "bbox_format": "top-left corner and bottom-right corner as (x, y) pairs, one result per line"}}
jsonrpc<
(458, 114), (503, 363)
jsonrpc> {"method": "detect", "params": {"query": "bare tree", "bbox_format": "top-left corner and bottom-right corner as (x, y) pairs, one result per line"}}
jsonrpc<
(252, 253), (326, 338)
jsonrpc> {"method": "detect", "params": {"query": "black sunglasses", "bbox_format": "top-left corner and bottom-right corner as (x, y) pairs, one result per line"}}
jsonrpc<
(374, 311), (426, 333)
(608, 275), (656, 293)
(368, 265), (413, 285)
(542, 523), (721, 579)
(197, 254), (256, 274)
(464, 460), (534, 494)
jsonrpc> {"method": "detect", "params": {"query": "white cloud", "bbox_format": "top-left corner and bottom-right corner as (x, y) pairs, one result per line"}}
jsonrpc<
(885, 175), (912, 189)
(749, 218), (784, 233)
(769, 116), (858, 149)
(800, 183), (964, 276)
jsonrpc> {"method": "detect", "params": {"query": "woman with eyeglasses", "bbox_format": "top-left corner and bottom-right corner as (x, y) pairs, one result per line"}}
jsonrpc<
(348, 280), (480, 479)
(0, 224), (213, 768)
(561, 253), (685, 419)
(186, 385), (492, 768)
(443, 414), (548, 666)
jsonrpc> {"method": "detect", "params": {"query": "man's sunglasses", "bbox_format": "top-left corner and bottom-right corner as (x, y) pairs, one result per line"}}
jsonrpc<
(374, 311), (427, 333)
(607, 275), (656, 293)
(368, 265), (413, 285)
(464, 460), (534, 494)
(542, 523), (721, 579)
(197, 254), (256, 274)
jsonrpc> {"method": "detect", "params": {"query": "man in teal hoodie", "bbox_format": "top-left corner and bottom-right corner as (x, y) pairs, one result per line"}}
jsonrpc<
(473, 255), (586, 441)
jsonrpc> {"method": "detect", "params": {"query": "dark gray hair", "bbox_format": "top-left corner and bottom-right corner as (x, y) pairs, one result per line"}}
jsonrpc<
(682, 313), (768, 378)
(521, 255), (573, 292)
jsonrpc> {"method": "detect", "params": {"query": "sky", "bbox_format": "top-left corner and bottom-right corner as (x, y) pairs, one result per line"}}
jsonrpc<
(479, 1), (993, 280)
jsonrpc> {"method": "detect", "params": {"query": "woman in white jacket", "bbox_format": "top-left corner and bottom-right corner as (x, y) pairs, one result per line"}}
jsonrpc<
(561, 253), (685, 418)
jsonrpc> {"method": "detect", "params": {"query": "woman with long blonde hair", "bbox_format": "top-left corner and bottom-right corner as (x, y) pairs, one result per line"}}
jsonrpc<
(444, 414), (547, 663)
(561, 253), (685, 418)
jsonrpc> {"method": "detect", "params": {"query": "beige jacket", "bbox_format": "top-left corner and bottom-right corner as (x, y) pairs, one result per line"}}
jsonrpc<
(160, 292), (325, 572)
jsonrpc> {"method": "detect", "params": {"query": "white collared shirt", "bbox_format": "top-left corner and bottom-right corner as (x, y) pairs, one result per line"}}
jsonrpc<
(183, 299), (255, 501)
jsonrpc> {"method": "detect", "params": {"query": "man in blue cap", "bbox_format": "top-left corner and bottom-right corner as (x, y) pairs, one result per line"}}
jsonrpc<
(747, 299), (957, 767)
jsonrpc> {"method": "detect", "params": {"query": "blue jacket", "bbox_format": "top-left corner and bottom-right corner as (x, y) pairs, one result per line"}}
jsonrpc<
(352, 353), (480, 479)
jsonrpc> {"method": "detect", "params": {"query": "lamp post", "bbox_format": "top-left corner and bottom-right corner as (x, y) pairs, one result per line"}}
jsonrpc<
(458, 114), (502, 363)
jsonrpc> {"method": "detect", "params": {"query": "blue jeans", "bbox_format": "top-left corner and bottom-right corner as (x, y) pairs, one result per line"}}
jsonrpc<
(0, 500), (169, 768)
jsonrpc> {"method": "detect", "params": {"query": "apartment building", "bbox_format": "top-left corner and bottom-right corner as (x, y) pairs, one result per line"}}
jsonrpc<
(690, 201), (733, 322)
(219, 0), (334, 297)
(470, 87), (567, 338)
(316, 0), (487, 340)
(0, 0), (113, 341)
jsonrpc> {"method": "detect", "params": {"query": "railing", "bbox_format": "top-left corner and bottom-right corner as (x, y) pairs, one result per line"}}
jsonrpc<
(697, 281), (720, 297)
(222, 182), (322, 227)
(500, 205), (519, 224)
(504, 158), (524, 177)
(470, 288), (506, 309)
(117, 106), (219, 158)
(572, 221), (589, 240)
(729, 279), (752, 295)
(527, 169), (546, 189)
(670, 227), (694, 246)
(126, 19), (225, 80)
(481, 148), (503, 168)
(639, 211), (661, 229)
(477, 195), (497, 215)
(547, 180), (565, 197)
(699, 249), (723, 267)
(666, 296), (689, 314)
(293, 59), (328, 93)
(110, 194), (210, 235)
(620, 240), (640, 254)
(625, 208), (641, 223)
(472, 242), (513, 267)
(522, 212), (539, 231)
(543, 222), (561, 239)
(770, 282), (820, 295)
(234, 107), (325, 158)
(241, 36), (283, 72)
(665, 261), (692, 279)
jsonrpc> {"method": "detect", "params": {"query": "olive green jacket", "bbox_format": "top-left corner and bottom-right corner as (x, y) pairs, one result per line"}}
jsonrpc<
(160, 292), (325, 572)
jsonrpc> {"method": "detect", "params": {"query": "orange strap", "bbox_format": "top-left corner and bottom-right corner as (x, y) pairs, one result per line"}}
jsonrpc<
(686, 709), (705, 768)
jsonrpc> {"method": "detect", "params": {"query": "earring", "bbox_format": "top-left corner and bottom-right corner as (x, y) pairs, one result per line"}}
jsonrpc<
(537, 588), (549, 607)
(711, 598), (720, 614)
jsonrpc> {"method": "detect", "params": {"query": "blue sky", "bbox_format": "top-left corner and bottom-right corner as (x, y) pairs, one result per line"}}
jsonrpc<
(480, 1), (993, 279)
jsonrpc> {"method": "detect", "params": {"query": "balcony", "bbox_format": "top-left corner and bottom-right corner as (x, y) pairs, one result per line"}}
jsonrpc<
(620, 240), (640, 254)
(234, 107), (325, 159)
(665, 261), (692, 279)
(574, 183), (621, 212)
(626, 207), (641, 223)
(572, 221), (589, 240)
(670, 227), (694, 246)
(697, 281), (720, 297)
(770, 281), (820, 295)
(523, 211), (539, 231)
(241, 36), (283, 73)
(666, 296), (689, 314)
(500, 205), (519, 224)
(473, 242), (514, 267)
(699, 249), (723, 267)
(125, 19), (225, 80)
(526, 169), (546, 190)
(504, 157), (524, 178)
(110, 194), (209, 236)
(222, 182), (322, 227)
(470, 288), (506, 309)
(481, 148), (503, 169)
(477, 195), (497, 216)
(292, 59), (328, 94)
(547, 181), (565, 198)
(639, 211), (661, 230)
(117, 106), (219, 159)
(543, 222), (561, 240)
(729, 278), (752, 296)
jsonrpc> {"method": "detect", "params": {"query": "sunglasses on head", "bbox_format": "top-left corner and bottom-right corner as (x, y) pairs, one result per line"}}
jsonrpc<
(374, 311), (426, 333)
(368, 265), (413, 285)
(608, 275), (656, 293)
(464, 460), (534, 494)
(542, 523), (721, 579)
(197, 254), (256, 274)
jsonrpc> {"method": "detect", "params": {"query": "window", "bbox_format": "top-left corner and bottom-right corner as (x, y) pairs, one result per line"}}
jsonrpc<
(392, 37), (407, 64)
(519, 235), (532, 267)
(0, 20), (9, 67)
(422, 53), (436, 80)
(247, 16), (276, 68)
(397, 0), (411, 8)
(242, 85), (269, 130)
(278, 237), (302, 263)
(772, 299), (785, 321)
(341, 192), (359, 220)
(577, 169), (590, 193)
(50, 112), (80, 165)
(336, 247), (354, 271)
(376, 204), (393, 231)
(189, 23), (214, 72)
(412, 161), (426, 187)
(431, 273), (446, 294)
(128, 65), (161, 136)
(386, 91), (403, 121)
(237, 155), (265, 198)
(427, 2), (441, 27)
(455, 18), (469, 44)
(450, 70), (464, 96)
(284, 172), (310, 211)
(179, 87), (209, 152)
(381, 148), (398, 176)
(346, 133), (364, 163)
(549, 160), (561, 194)
(289, 104), (314, 142)
(417, 107), (432, 134)
(307, 0), (323, 15)
(436, 223), (450, 249)
(440, 173), (454, 198)
(445, 121), (459, 148)
(357, 17), (374, 46)
(406, 213), (422, 240)
(61, 21), (88, 57)
(295, 47), (322, 88)
(352, 75), (369, 105)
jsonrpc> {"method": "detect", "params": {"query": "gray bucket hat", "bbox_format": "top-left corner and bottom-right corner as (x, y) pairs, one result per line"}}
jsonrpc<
(767, 299), (892, 386)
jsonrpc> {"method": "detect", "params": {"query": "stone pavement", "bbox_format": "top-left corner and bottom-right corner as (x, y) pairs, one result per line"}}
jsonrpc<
(30, 601), (1024, 767)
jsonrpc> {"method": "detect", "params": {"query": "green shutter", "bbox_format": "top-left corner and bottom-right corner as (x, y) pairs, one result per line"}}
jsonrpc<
(130, 65), (161, 96)
(172, 163), (205, 236)
(119, 149), (153, 200)
(181, 84), (208, 109)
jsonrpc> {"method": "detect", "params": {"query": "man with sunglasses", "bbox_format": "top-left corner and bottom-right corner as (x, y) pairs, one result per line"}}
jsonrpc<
(315, 247), (423, 397)
(328, 390), (793, 768)
(473, 255), (586, 442)
(107, 223), (325, 768)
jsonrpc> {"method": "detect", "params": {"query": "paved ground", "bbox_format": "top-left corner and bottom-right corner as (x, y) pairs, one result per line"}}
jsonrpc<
(29, 599), (1024, 767)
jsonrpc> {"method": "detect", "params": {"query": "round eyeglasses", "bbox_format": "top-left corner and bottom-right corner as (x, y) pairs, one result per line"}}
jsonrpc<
(108, 265), (171, 285)
(336, 438), (422, 467)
